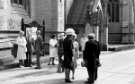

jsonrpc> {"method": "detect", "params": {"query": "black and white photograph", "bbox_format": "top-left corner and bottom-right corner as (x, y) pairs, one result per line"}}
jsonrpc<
(0, 0), (135, 84)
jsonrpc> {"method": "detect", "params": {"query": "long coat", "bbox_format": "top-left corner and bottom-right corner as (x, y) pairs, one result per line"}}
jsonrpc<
(63, 36), (73, 69)
(83, 40), (100, 69)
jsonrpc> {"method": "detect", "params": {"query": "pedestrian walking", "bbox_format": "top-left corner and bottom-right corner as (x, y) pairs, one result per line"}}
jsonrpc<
(63, 28), (75, 83)
(83, 33), (101, 84)
(16, 31), (27, 68)
(48, 34), (58, 65)
(71, 33), (79, 80)
(35, 30), (43, 69)
(57, 33), (65, 73)
(25, 34), (33, 67)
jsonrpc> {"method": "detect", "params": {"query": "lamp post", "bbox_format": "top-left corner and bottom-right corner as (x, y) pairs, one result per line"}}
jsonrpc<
(42, 20), (45, 42)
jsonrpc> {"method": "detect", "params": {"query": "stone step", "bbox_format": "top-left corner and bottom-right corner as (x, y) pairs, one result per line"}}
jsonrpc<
(108, 44), (135, 51)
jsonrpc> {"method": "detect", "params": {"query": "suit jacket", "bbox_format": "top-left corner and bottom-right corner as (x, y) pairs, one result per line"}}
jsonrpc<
(83, 39), (101, 68)
(63, 36), (73, 68)
(35, 36), (43, 55)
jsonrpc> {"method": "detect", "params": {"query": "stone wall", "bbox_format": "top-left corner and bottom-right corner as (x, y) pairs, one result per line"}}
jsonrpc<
(31, 0), (58, 31)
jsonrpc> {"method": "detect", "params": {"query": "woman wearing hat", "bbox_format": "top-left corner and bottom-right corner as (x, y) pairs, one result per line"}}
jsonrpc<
(63, 28), (75, 83)
(71, 33), (79, 80)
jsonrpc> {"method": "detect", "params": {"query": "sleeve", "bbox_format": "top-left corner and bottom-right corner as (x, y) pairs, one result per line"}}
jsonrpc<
(83, 42), (88, 60)
(97, 41), (101, 58)
(22, 37), (27, 46)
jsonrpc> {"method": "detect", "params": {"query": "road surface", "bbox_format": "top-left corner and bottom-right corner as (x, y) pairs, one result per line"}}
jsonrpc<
(1, 49), (135, 84)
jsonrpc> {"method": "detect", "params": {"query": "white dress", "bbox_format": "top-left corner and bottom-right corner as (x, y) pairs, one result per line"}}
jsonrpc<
(16, 36), (27, 60)
(49, 39), (58, 57)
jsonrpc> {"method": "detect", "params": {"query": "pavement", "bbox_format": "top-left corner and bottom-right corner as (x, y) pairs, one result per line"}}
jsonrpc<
(1, 49), (135, 84)
(0, 43), (135, 70)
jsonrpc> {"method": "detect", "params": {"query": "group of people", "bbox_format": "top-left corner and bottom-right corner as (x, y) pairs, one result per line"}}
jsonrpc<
(48, 28), (101, 84)
(12, 30), (43, 69)
(48, 29), (79, 79)
(12, 28), (101, 84)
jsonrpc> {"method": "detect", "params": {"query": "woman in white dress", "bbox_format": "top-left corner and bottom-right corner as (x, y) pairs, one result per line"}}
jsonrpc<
(16, 31), (27, 67)
(48, 34), (58, 65)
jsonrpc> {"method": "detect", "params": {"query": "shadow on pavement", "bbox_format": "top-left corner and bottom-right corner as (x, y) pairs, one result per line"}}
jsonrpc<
(20, 78), (85, 84)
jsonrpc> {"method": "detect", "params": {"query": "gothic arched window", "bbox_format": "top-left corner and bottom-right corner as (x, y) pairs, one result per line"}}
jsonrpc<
(108, 0), (119, 22)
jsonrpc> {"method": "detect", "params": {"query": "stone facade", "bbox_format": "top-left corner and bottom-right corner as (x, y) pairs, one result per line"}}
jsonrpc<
(0, 0), (31, 31)
(31, 0), (58, 32)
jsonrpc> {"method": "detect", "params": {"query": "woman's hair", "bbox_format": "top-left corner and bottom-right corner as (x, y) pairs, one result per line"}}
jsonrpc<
(51, 34), (56, 38)
(36, 30), (41, 35)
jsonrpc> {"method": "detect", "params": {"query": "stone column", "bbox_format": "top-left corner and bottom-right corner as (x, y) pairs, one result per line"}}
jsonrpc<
(128, 0), (134, 44)
(57, 0), (65, 32)
(100, 0), (108, 51)
(121, 0), (135, 44)
(0, 0), (10, 30)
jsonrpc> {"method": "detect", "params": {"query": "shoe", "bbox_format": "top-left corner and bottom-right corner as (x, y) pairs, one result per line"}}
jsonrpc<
(29, 65), (32, 67)
(52, 63), (55, 65)
(85, 81), (90, 83)
(35, 67), (41, 69)
(65, 79), (72, 83)
(85, 80), (93, 84)
(48, 63), (50, 65)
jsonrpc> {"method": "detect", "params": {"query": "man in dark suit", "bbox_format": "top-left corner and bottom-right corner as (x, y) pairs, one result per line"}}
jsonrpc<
(35, 30), (43, 69)
(25, 35), (33, 67)
(83, 33), (101, 84)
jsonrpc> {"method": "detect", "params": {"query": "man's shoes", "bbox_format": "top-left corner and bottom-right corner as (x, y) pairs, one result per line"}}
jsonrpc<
(35, 67), (41, 69)
(65, 79), (72, 83)
(85, 80), (90, 83)
(85, 80), (94, 84)
(52, 63), (55, 65)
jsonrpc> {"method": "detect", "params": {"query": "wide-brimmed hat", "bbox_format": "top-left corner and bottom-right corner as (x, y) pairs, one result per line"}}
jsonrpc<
(65, 28), (75, 35)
